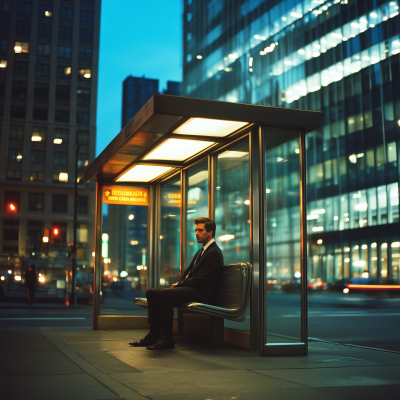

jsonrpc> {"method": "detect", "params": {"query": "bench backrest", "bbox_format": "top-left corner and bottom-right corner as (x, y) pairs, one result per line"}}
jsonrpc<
(215, 263), (251, 311)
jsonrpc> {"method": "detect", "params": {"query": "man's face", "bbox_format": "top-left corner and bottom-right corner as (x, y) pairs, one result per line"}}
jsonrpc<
(195, 223), (213, 244)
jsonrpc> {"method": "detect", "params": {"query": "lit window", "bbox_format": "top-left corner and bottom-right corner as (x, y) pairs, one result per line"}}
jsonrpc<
(14, 41), (29, 53)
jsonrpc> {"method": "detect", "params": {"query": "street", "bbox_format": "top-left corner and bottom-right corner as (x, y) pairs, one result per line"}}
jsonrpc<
(1, 291), (399, 352)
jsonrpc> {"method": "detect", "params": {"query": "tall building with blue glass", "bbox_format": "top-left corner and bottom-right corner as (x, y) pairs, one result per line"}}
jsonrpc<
(182, 0), (400, 285)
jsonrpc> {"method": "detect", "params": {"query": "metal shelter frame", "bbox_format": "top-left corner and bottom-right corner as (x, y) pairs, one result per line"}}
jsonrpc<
(83, 94), (322, 356)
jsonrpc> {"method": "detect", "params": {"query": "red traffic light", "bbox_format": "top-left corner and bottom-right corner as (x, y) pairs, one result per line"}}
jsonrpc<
(7, 203), (17, 214)
(52, 227), (59, 236)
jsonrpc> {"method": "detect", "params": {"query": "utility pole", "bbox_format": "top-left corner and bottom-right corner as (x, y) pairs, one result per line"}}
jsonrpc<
(69, 144), (81, 305)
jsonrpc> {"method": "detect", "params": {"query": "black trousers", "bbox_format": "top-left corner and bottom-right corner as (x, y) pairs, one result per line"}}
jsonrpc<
(146, 287), (204, 337)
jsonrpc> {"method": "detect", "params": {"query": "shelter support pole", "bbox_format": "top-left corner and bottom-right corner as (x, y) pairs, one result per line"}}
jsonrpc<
(299, 130), (308, 351)
(92, 181), (103, 330)
(249, 128), (264, 353)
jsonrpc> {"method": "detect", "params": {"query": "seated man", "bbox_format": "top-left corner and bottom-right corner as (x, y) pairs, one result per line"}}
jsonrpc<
(129, 216), (224, 350)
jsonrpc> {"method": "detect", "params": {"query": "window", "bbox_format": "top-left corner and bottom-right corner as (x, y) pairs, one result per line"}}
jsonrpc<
(56, 85), (70, 104)
(8, 148), (23, 163)
(58, 45), (71, 59)
(0, 1), (10, 12)
(0, 78), (4, 95)
(77, 153), (88, 168)
(78, 68), (91, 80)
(77, 223), (88, 243)
(77, 88), (90, 106)
(0, 39), (8, 52)
(80, 29), (93, 42)
(34, 82), (49, 102)
(16, 20), (30, 35)
(12, 80), (27, 100)
(59, 7), (73, 20)
(14, 60), (28, 75)
(10, 125), (24, 141)
(14, 41), (29, 53)
(4, 192), (20, 211)
(3, 220), (19, 252)
(81, 0), (94, 4)
(77, 130), (89, 145)
(32, 108), (47, 120)
(55, 109), (69, 123)
(35, 62), (49, 76)
(57, 65), (71, 79)
(59, 26), (72, 40)
(52, 195), (67, 213)
(78, 47), (92, 61)
(38, 4), (52, 18)
(17, 2), (31, 15)
(0, 19), (9, 33)
(31, 126), (46, 142)
(27, 221), (44, 252)
(7, 168), (22, 181)
(53, 172), (68, 183)
(54, 128), (69, 145)
(30, 170), (44, 182)
(31, 149), (46, 164)
(37, 23), (51, 37)
(37, 43), (50, 56)
(80, 10), (93, 23)
(77, 196), (88, 213)
(28, 193), (44, 211)
(77, 112), (89, 125)
(10, 106), (25, 118)
(53, 151), (67, 166)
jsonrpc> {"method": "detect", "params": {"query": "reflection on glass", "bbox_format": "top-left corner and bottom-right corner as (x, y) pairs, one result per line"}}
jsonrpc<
(160, 175), (181, 288)
(186, 159), (208, 265)
(101, 199), (148, 315)
(215, 139), (250, 331)
(265, 134), (302, 344)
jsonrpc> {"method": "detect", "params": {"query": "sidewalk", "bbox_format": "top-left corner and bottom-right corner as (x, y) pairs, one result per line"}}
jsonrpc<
(1, 328), (399, 400)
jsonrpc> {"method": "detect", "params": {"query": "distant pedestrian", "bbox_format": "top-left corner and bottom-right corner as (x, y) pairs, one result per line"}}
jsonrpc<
(26, 265), (38, 305)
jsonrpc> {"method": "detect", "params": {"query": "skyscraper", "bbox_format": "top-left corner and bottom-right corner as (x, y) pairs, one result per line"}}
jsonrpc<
(182, 0), (400, 285)
(0, 0), (101, 294)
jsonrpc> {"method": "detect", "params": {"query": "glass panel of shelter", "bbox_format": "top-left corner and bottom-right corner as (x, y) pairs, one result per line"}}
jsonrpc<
(99, 185), (149, 315)
(264, 131), (303, 345)
(215, 138), (250, 332)
(159, 175), (181, 288)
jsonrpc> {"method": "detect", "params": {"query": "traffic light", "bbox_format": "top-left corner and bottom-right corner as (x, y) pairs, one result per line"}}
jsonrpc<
(43, 229), (49, 243)
(52, 227), (59, 237)
(7, 203), (17, 215)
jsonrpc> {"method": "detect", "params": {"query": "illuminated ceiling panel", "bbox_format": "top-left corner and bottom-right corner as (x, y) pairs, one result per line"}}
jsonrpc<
(218, 151), (249, 158)
(173, 118), (248, 137)
(144, 138), (214, 161)
(116, 165), (173, 182)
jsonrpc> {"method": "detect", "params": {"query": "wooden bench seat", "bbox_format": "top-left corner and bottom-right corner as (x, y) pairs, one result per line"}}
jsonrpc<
(133, 262), (251, 346)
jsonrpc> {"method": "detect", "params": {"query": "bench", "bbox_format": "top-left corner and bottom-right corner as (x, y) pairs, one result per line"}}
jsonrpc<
(133, 262), (251, 347)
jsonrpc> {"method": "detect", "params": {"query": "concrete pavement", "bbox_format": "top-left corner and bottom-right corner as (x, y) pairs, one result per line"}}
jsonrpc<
(1, 328), (399, 400)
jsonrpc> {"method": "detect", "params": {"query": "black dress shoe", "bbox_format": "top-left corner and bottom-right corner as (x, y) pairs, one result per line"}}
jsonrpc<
(129, 333), (159, 347)
(146, 337), (175, 350)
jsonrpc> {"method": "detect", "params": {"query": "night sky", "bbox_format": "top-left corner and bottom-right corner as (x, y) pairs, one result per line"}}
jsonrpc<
(96, 0), (182, 156)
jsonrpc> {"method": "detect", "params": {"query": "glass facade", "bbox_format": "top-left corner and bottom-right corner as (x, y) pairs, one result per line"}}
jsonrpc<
(182, 0), (400, 286)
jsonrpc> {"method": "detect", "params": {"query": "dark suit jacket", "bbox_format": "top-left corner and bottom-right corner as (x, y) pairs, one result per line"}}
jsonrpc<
(175, 241), (224, 302)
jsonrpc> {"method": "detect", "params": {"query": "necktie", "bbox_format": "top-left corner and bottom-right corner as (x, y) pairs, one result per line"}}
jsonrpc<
(187, 248), (203, 277)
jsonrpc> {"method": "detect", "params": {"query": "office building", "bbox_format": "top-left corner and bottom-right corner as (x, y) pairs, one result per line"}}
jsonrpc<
(181, 0), (400, 284)
(0, 0), (101, 293)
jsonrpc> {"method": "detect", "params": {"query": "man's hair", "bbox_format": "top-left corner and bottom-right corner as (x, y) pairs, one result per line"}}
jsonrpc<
(194, 217), (216, 238)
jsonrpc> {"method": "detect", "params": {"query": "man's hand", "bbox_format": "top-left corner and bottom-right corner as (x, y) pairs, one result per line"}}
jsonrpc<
(171, 282), (179, 288)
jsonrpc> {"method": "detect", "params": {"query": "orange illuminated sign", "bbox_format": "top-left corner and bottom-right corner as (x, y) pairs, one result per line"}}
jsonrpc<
(103, 186), (148, 206)
(348, 284), (400, 290)
(162, 191), (181, 207)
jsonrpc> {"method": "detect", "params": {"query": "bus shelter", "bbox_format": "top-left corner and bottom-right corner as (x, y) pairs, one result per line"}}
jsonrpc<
(83, 94), (322, 356)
